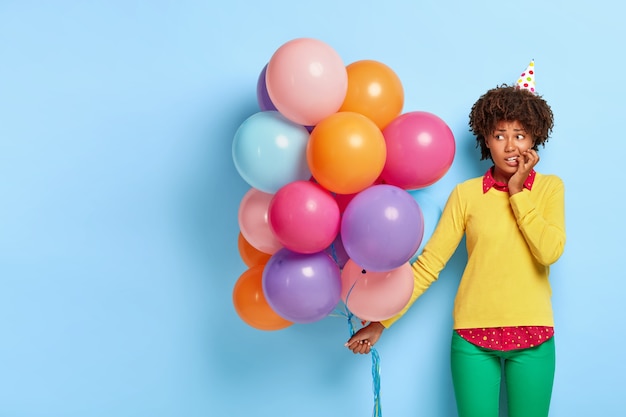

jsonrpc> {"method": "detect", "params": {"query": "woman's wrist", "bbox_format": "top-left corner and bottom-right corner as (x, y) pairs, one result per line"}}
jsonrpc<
(369, 321), (385, 331)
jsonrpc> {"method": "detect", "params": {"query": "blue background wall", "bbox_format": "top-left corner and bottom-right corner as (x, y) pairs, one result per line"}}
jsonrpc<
(1, 1), (624, 416)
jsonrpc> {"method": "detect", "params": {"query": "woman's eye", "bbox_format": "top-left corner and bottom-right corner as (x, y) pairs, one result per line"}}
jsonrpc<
(495, 135), (504, 140)
(516, 135), (525, 140)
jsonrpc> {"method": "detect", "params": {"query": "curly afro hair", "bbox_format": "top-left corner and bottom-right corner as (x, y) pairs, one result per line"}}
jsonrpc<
(469, 85), (554, 160)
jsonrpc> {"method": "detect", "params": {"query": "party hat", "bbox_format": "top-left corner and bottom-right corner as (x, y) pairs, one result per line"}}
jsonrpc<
(516, 60), (536, 93)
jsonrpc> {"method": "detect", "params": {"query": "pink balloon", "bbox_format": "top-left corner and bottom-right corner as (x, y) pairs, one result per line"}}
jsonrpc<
(269, 181), (340, 254)
(340, 260), (414, 322)
(238, 188), (282, 254)
(266, 38), (348, 126)
(381, 111), (456, 190)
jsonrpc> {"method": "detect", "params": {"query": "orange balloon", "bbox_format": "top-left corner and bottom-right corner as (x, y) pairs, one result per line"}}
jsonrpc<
(307, 112), (386, 195)
(238, 232), (272, 267)
(339, 60), (404, 130)
(232, 265), (292, 331)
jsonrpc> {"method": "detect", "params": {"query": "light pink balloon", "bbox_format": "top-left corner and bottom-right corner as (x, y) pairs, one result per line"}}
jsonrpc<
(340, 260), (414, 322)
(266, 38), (348, 126)
(238, 188), (282, 254)
(269, 180), (340, 254)
(381, 111), (456, 190)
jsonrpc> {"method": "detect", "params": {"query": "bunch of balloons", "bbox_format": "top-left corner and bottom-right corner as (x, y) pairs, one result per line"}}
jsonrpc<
(232, 38), (455, 331)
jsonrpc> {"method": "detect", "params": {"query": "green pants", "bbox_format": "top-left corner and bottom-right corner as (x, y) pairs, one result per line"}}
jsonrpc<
(450, 331), (555, 417)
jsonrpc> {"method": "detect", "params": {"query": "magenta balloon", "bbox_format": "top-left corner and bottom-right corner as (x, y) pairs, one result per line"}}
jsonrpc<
(256, 64), (277, 111)
(262, 249), (341, 323)
(381, 111), (456, 190)
(268, 181), (340, 254)
(341, 184), (424, 272)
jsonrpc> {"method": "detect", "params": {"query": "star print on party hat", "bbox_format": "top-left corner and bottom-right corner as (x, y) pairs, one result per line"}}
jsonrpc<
(516, 60), (536, 93)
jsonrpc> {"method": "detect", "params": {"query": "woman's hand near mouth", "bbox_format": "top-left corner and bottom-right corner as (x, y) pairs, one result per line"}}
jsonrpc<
(508, 149), (539, 195)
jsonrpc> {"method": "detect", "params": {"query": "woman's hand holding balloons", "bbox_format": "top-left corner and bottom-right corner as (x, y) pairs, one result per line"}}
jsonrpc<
(345, 322), (385, 354)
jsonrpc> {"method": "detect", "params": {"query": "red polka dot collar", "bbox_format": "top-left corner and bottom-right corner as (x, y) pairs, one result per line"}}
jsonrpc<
(483, 167), (536, 194)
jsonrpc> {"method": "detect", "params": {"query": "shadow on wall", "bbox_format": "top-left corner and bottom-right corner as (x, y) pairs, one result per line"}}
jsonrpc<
(170, 90), (377, 413)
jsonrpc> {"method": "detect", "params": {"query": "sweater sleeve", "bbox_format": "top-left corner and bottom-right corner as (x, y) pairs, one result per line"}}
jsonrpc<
(510, 176), (566, 266)
(381, 185), (466, 328)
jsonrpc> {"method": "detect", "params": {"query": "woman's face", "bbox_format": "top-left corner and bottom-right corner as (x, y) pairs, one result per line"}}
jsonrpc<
(485, 120), (535, 182)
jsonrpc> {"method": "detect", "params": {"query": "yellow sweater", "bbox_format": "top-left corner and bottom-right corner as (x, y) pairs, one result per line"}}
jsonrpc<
(382, 173), (566, 329)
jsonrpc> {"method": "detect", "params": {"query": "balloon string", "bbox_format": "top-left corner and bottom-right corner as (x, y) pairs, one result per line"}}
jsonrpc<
(329, 242), (339, 265)
(344, 302), (382, 417)
(371, 347), (382, 417)
(330, 268), (382, 416)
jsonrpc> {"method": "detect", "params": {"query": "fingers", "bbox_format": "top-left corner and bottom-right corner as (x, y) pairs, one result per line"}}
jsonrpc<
(522, 149), (539, 170)
(345, 338), (372, 349)
(344, 322), (384, 354)
(530, 150), (540, 168)
(345, 339), (372, 354)
(514, 149), (538, 180)
(509, 149), (539, 196)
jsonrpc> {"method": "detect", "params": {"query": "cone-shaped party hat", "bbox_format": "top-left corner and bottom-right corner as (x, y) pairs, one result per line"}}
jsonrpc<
(516, 60), (536, 93)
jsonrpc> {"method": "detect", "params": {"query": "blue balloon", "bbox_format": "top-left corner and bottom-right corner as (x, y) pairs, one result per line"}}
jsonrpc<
(408, 189), (442, 263)
(232, 111), (311, 193)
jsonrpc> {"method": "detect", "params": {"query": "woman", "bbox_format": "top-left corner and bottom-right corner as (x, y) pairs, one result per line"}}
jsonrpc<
(345, 63), (566, 417)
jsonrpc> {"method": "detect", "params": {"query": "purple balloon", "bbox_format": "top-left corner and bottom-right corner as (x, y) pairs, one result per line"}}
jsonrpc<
(256, 64), (278, 111)
(341, 184), (424, 272)
(262, 249), (341, 323)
